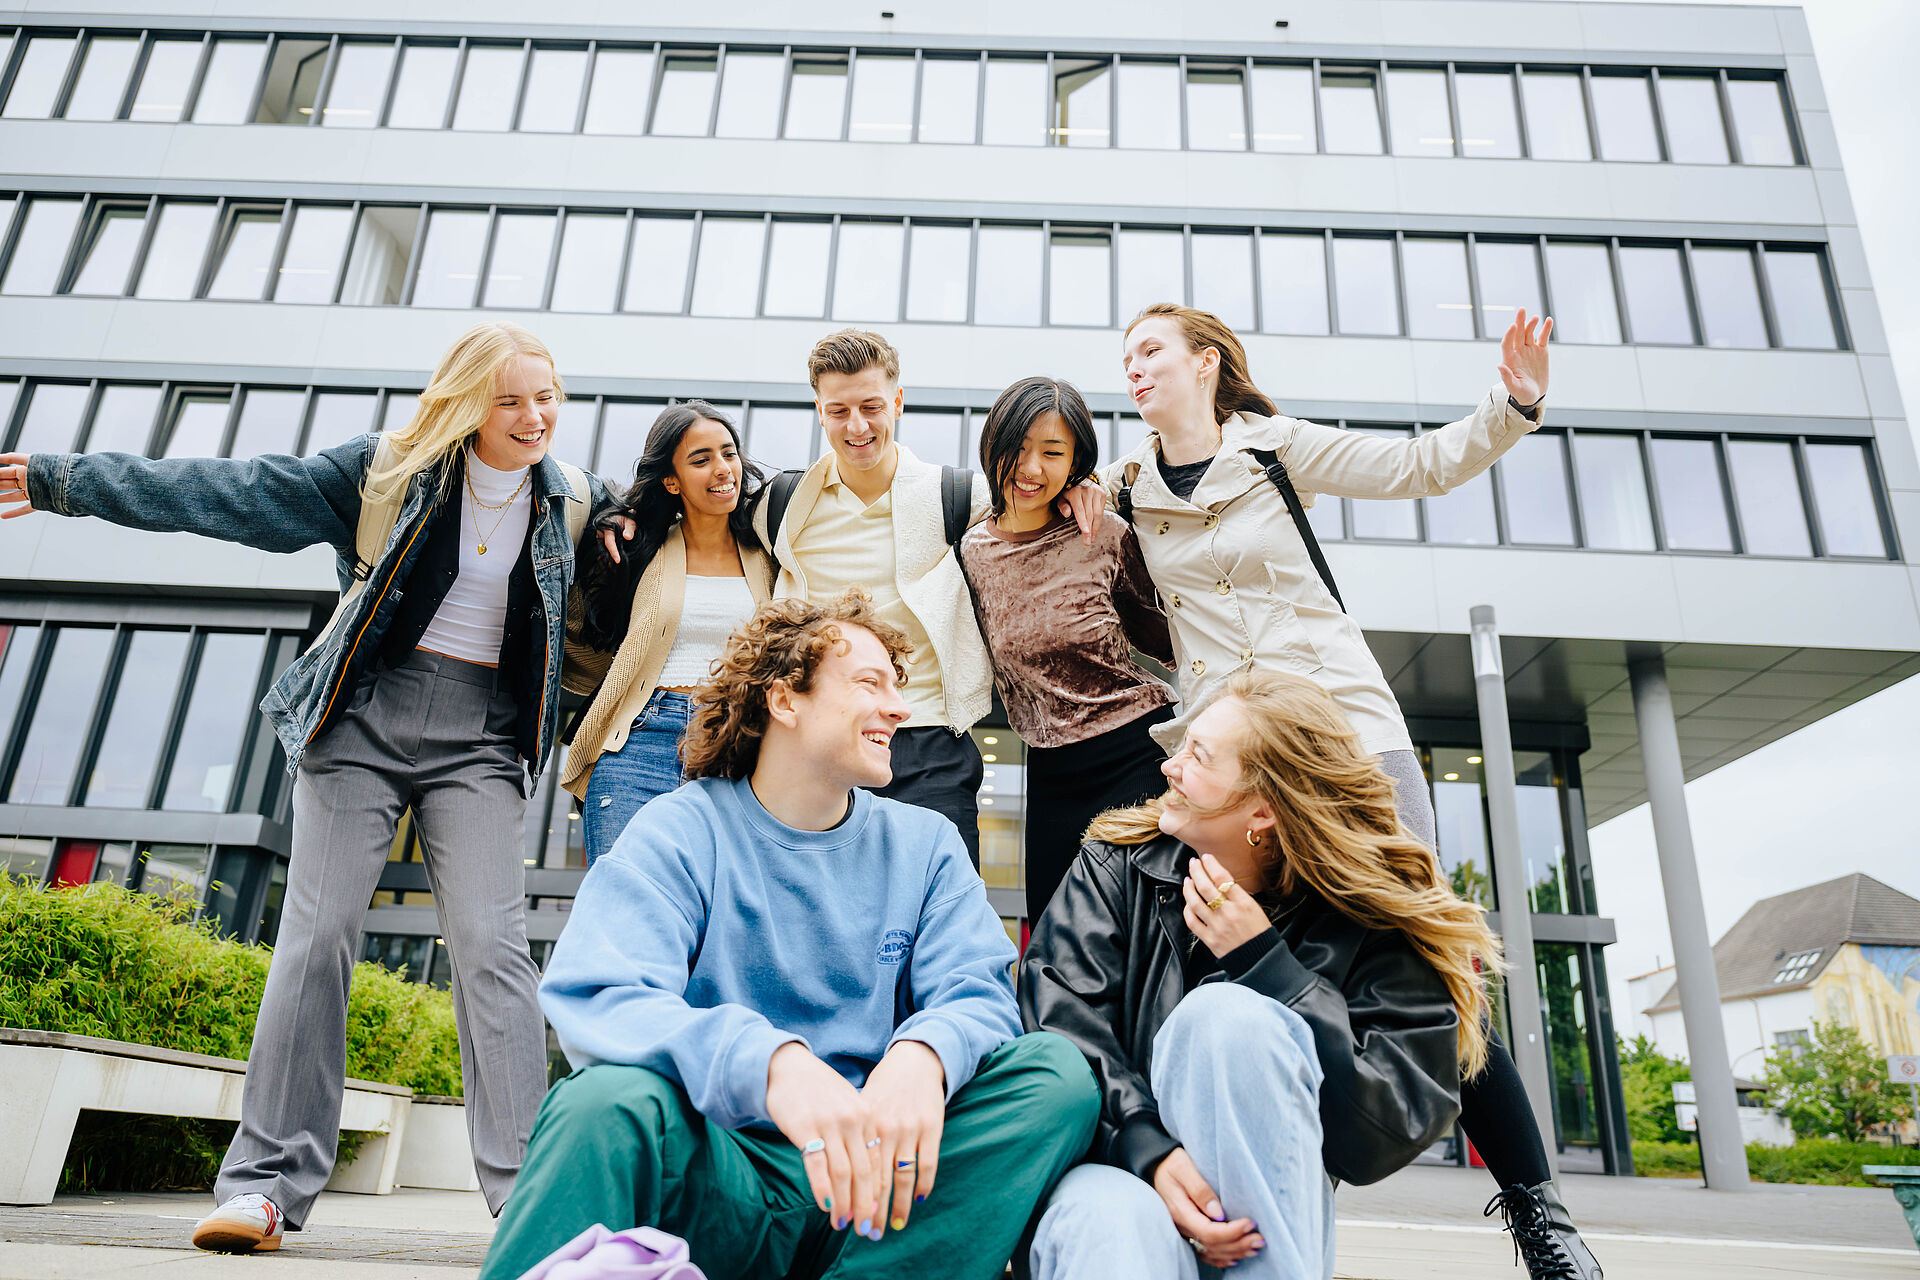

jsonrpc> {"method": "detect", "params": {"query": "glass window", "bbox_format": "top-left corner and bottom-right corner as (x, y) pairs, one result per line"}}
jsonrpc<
(1117, 228), (1185, 320)
(321, 41), (394, 128)
(2, 197), (83, 295)
(1402, 237), (1474, 338)
(64, 36), (140, 120)
(0, 625), (42, 753)
(67, 205), (147, 296)
(337, 205), (419, 306)
(1259, 231), (1329, 335)
(3, 36), (76, 118)
(1051, 57), (1110, 148)
(747, 405), (817, 473)
(205, 208), (283, 300)
(1690, 246), (1767, 348)
(1116, 60), (1179, 150)
(982, 56), (1045, 145)
(270, 204), (351, 303)
(1320, 68), (1383, 155)
(162, 633), (266, 811)
(595, 399), (663, 480)
(410, 209), (488, 307)
(1726, 439), (1811, 556)
(1423, 442), (1499, 545)
(1307, 488), (1345, 541)
(481, 212), (556, 309)
(13, 382), (91, 453)
(848, 52), (914, 142)
(386, 41), (457, 129)
(1804, 442), (1887, 557)
(1332, 235), (1399, 335)
(6, 627), (113, 806)
(1656, 74), (1728, 164)
(163, 392), (231, 458)
(651, 50), (717, 136)
(899, 410), (965, 469)
(83, 383), (162, 454)
(714, 49), (783, 138)
(191, 38), (268, 123)
(762, 218), (832, 317)
(130, 38), (201, 122)
(918, 55), (979, 143)
(1590, 72), (1660, 161)
(518, 46), (585, 132)
(1350, 427), (1419, 539)
(1387, 67), (1453, 156)
(623, 215), (694, 312)
(1572, 432), (1655, 550)
(132, 842), (208, 900)
(1499, 433), (1576, 544)
(452, 43), (525, 131)
(1185, 63), (1246, 151)
(380, 390), (418, 435)
(1618, 245), (1694, 344)
(1649, 436), (1733, 551)
(1191, 232), (1254, 331)
(228, 387), (305, 458)
(1048, 229), (1111, 327)
(85, 629), (191, 807)
(785, 53), (849, 140)
(1765, 250), (1837, 349)
(905, 222), (970, 322)
(1728, 77), (1794, 166)
(1544, 241), (1620, 343)
(254, 37), (327, 124)
(582, 47), (655, 134)
(547, 398), (597, 473)
(1249, 64), (1314, 153)
(549, 213), (625, 312)
(1430, 748), (1494, 908)
(1520, 70), (1590, 160)
(304, 391), (375, 456)
(1474, 240), (1543, 336)
(1454, 69), (1521, 158)
(833, 220), (904, 322)
(690, 216), (765, 317)
(1514, 752), (1570, 914)
(0, 379), (15, 439)
(973, 225), (1042, 325)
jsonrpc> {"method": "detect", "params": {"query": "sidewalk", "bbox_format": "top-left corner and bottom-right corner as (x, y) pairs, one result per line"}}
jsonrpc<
(0, 1164), (1912, 1278)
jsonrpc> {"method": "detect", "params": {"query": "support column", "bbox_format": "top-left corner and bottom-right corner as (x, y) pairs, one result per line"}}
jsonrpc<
(1469, 606), (1558, 1175)
(1628, 648), (1750, 1190)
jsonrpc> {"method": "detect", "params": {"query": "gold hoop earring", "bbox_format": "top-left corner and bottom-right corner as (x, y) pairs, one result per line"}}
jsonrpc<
(1246, 829), (1262, 847)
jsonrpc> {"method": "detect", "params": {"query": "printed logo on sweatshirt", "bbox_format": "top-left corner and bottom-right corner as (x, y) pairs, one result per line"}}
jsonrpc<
(876, 930), (913, 966)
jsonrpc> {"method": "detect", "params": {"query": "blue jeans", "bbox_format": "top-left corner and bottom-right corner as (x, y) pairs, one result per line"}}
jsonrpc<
(1030, 984), (1337, 1280)
(581, 690), (692, 866)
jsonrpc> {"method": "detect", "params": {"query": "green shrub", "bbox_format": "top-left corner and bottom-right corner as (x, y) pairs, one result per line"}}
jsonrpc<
(0, 878), (463, 1192)
(1618, 1035), (1691, 1144)
(1631, 1138), (1920, 1187)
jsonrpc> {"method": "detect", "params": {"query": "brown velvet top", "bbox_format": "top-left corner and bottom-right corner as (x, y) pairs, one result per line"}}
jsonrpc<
(958, 510), (1175, 749)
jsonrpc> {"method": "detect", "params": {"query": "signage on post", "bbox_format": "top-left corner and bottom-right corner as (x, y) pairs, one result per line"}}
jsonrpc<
(1887, 1055), (1920, 1084)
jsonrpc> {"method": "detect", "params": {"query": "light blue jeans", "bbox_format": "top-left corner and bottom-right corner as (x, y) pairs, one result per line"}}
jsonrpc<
(1030, 984), (1336, 1280)
(581, 690), (692, 866)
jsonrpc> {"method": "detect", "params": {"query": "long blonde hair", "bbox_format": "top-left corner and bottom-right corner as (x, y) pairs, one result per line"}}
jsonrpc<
(363, 321), (564, 506)
(1087, 671), (1503, 1075)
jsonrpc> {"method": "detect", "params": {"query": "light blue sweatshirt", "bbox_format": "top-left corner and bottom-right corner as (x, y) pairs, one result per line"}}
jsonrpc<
(540, 776), (1022, 1131)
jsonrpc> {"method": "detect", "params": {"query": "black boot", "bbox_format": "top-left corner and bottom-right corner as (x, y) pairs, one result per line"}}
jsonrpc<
(1484, 1182), (1603, 1280)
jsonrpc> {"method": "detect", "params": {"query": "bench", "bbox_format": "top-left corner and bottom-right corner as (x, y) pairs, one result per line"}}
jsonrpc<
(1862, 1165), (1920, 1252)
(0, 1027), (411, 1205)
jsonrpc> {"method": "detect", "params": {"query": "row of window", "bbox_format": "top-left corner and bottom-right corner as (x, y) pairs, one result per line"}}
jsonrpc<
(0, 836), (279, 939)
(0, 191), (1848, 349)
(0, 27), (1804, 165)
(0, 374), (1889, 560)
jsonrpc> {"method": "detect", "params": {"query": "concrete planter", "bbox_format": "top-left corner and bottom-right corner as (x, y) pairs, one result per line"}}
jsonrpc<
(394, 1095), (479, 1192)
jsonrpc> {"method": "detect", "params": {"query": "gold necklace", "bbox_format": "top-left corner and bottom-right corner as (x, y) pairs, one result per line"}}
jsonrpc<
(465, 466), (531, 555)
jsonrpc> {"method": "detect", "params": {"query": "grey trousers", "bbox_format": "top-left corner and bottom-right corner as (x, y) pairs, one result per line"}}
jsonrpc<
(214, 650), (548, 1227)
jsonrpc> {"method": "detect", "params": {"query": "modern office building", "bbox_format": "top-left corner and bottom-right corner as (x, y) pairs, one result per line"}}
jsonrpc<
(2, 1), (1914, 1178)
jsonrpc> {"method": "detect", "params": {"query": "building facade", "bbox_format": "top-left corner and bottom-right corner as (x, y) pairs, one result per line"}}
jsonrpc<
(3, 1), (1917, 1178)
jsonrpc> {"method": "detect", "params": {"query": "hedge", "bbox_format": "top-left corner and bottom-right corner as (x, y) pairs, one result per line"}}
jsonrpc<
(0, 877), (463, 1192)
(1632, 1139), (1920, 1187)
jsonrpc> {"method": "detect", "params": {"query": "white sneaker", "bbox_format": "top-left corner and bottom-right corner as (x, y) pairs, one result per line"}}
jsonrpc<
(191, 1192), (283, 1253)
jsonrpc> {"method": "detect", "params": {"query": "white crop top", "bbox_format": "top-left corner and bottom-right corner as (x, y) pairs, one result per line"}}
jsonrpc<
(655, 575), (757, 689)
(417, 449), (532, 664)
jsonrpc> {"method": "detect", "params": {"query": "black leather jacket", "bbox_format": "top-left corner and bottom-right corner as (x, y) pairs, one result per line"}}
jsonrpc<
(1018, 834), (1462, 1187)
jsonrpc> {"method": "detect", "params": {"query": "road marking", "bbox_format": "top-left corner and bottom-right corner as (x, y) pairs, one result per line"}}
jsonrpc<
(1338, 1218), (1913, 1256)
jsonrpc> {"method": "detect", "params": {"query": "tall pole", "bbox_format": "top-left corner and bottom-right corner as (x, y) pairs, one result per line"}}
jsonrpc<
(1628, 647), (1750, 1189)
(1469, 606), (1559, 1176)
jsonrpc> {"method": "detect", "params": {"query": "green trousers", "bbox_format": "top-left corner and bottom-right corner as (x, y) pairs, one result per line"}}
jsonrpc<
(479, 1033), (1098, 1280)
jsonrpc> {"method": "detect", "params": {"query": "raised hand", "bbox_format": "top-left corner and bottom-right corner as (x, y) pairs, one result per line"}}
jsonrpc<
(1498, 309), (1553, 407)
(0, 452), (36, 518)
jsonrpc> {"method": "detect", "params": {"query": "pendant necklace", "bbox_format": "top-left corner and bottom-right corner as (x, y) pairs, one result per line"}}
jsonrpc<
(466, 465), (531, 555)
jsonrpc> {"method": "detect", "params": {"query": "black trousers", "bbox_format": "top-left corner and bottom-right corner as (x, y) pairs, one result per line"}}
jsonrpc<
(870, 725), (985, 866)
(1022, 707), (1174, 926)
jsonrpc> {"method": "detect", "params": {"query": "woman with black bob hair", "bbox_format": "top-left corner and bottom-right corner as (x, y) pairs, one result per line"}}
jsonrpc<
(564, 401), (774, 864)
(957, 376), (1176, 925)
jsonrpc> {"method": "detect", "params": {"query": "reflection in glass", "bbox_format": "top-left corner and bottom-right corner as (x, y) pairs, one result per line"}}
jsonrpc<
(1349, 428), (1419, 539)
(595, 400), (665, 479)
(785, 54), (848, 140)
(973, 225), (1042, 326)
(411, 209), (489, 307)
(1520, 70), (1591, 160)
(623, 216), (695, 312)
(303, 392), (376, 457)
(899, 410), (964, 469)
(7, 627), (113, 806)
(65, 36), (140, 120)
(482, 212), (557, 310)
(652, 51), (718, 136)
(918, 56), (979, 144)
(0, 626), (44, 754)
(583, 48), (655, 134)
(133, 843), (209, 900)
(1401, 237), (1474, 339)
(254, 37), (328, 124)
(1048, 230), (1112, 327)
(322, 42), (394, 127)
(1690, 246), (1767, 348)
(68, 206), (148, 296)
(1804, 442), (1886, 557)
(1726, 439), (1811, 556)
(549, 213), (625, 312)
(1320, 68), (1383, 154)
(1185, 64), (1246, 151)
(1727, 78), (1794, 166)
(1618, 245), (1693, 344)
(163, 633), (267, 812)
(1656, 75), (1728, 164)
(386, 42), (459, 129)
(1515, 751), (1568, 913)
(338, 205), (419, 306)
(982, 56), (1046, 145)
(1249, 64), (1314, 153)
(1430, 747), (1494, 908)
(1454, 70), (1521, 157)
(1332, 236), (1398, 335)
(2, 198), (84, 295)
(229, 388), (306, 458)
(1259, 232), (1329, 335)
(1387, 67), (1453, 157)
(690, 217), (765, 317)
(1191, 232), (1254, 331)
(518, 47), (586, 132)
(1116, 60), (1179, 150)
(1590, 72), (1660, 161)
(192, 39), (269, 124)
(905, 223), (971, 323)
(848, 53), (914, 142)
(130, 39), (201, 122)
(1537, 942), (1602, 1150)
(1051, 58), (1110, 148)
(833, 221), (904, 322)
(1572, 433), (1655, 550)
(1118, 229), (1185, 320)
(1650, 436), (1733, 551)
(86, 630), (191, 807)
(14, 383), (91, 453)
(1424, 464), (1499, 545)
(452, 44), (525, 131)
(3, 36), (76, 118)
(762, 219), (832, 318)
(206, 209), (284, 300)
(1544, 242), (1620, 344)
(1499, 433), (1576, 545)
(164, 394), (231, 458)
(84, 384), (162, 455)
(273, 205), (353, 303)
(714, 49), (783, 138)
(1764, 250), (1837, 349)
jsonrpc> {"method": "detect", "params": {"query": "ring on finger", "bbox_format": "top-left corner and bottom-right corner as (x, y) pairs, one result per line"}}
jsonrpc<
(801, 1139), (827, 1156)
(866, 1137), (882, 1149)
(896, 1158), (916, 1169)
(1205, 894), (1225, 911)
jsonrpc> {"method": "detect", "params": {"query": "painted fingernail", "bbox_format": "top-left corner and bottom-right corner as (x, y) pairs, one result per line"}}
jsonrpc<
(1251, 1236), (1265, 1249)
(824, 1199), (832, 1210)
(915, 1194), (925, 1203)
(835, 1216), (848, 1230)
(859, 1219), (872, 1235)
(891, 1217), (905, 1230)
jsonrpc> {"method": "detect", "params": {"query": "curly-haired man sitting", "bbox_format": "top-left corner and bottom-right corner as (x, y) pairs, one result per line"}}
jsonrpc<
(479, 589), (1099, 1280)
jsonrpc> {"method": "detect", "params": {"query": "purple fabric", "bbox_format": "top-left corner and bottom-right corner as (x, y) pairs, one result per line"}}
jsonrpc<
(514, 1224), (707, 1280)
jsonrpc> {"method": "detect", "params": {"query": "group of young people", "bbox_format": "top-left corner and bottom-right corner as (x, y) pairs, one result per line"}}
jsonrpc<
(0, 304), (1601, 1280)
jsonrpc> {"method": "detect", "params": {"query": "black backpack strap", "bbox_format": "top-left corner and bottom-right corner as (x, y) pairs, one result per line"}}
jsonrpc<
(940, 466), (973, 546)
(1246, 447), (1345, 613)
(1114, 461), (1142, 524)
(764, 468), (806, 547)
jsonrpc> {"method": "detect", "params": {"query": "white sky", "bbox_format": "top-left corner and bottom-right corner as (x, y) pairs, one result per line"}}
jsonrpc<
(1584, 0), (1920, 1041)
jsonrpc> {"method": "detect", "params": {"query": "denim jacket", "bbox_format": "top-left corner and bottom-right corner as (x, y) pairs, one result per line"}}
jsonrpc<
(25, 435), (609, 778)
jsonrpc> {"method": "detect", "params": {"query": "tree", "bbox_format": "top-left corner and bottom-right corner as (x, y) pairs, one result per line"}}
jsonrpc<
(1618, 1034), (1691, 1144)
(1759, 1019), (1912, 1143)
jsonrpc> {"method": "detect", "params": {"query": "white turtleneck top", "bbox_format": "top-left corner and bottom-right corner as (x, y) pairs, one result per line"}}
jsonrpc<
(418, 447), (533, 664)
